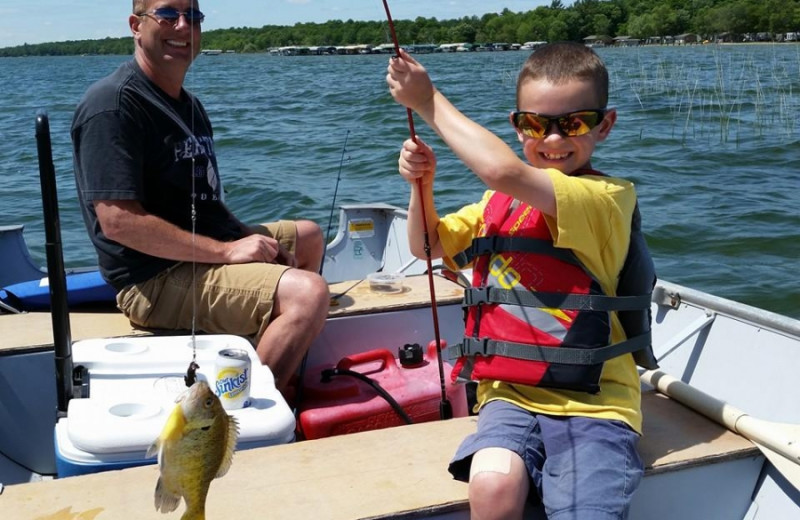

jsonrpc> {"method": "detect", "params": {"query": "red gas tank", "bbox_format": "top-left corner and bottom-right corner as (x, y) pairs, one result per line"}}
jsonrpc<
(298, 341), (468, 440)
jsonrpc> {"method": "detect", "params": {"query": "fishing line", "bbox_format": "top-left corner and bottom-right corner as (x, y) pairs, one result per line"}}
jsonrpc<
(186, 12), (200, 387)
(381, 0), (452, 421)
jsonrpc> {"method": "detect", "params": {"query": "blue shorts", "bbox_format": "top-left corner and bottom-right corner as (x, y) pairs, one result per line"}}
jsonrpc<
(449, 400), (643, 519)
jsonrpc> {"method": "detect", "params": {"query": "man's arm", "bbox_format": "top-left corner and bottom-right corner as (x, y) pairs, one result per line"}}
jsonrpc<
(95, 200), (286, 265)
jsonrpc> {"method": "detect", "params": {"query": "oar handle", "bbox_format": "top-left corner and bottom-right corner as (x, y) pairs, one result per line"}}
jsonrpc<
(641, 370), (800, 465)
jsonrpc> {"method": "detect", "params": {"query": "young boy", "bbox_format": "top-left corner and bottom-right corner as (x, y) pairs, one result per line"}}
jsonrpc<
(386, 42), (655, 519)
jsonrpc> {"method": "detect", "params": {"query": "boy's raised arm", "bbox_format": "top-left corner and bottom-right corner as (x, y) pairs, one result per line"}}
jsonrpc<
(386, 50), (556, 216)
(398, 137), (446, 260)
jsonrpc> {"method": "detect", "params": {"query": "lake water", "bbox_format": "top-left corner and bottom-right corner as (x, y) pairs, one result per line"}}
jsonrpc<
(0, 45), (798, 318)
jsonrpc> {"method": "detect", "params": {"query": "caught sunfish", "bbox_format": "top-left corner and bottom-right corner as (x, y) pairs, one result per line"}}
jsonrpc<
(147, 380), (239, 520)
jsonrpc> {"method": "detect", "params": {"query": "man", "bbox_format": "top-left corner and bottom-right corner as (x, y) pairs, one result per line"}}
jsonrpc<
(71, 0), (329, 393)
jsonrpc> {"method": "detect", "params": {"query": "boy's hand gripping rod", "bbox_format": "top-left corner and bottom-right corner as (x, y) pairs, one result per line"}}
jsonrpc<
(381, 0), (452, 420)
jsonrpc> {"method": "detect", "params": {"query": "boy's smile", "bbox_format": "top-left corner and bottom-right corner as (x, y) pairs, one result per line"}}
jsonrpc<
(514, 78), (615, 175)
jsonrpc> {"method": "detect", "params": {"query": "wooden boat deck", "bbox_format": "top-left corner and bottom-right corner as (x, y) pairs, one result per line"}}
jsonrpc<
(2, 390), (758, 519)
(0, 274), (464, 355)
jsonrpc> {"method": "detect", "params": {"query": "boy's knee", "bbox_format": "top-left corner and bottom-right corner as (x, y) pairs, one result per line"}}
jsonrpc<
(469, 472), (526, 519)
(468, 449), (529, 520)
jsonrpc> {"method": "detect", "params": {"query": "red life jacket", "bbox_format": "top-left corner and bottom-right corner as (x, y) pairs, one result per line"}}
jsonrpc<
(446, 179), (656, 394)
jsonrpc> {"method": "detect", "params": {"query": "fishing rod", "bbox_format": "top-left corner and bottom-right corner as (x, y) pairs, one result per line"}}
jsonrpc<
(381, 0), (452, 421)
(319, 129), (350, 277)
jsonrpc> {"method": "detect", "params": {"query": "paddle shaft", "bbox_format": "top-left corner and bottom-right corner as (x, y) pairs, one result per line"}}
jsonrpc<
(641, 370), (800, 465)
(381, 0), (451, 419)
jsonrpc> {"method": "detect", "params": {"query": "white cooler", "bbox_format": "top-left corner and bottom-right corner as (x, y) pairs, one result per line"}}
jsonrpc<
(55, 334), (295, 477)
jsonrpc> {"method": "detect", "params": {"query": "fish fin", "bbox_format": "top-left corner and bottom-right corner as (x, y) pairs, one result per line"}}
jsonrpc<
(162, 401), (189, 441)
(153, 476), (181, 513)
(215, 415), (240, 478)
(146, 401), (187, 458)
(145, 437), (160, 459)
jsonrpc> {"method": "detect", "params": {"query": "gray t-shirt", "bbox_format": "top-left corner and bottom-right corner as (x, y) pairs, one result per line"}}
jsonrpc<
(71, 60), (241, 290)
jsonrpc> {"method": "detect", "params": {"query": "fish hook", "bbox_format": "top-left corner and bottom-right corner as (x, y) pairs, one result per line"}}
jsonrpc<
(184, 360), (200, 387)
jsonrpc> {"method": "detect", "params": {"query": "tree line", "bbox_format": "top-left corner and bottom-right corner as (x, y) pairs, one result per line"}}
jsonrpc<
(1, 0), (798, 57)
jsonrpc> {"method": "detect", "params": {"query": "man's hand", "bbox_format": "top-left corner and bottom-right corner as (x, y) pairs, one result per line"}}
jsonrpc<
(223, 235), (298, 267)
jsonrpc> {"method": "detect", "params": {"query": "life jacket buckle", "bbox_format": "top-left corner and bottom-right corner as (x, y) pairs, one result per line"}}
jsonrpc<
(463, 336), (492, 356)
(470, 236), (499, 258)
(463, 287), (490, 306)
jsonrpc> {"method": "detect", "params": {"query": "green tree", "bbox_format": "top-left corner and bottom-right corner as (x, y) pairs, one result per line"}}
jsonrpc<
(2, 0), (796, 57)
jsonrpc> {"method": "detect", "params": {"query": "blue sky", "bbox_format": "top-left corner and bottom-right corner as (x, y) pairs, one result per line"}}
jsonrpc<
(0, 1), (557, 49)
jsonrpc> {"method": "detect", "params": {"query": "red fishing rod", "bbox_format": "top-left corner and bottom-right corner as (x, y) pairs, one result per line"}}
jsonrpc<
(381, 0), (452, 420)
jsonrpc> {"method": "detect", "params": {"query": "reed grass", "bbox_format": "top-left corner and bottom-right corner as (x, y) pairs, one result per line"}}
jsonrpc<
(618, 45), (799, 147)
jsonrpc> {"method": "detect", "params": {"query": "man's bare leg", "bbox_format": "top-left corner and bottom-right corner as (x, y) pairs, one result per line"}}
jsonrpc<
(294, 219), (325, 273)
(256, 268), (329, 392)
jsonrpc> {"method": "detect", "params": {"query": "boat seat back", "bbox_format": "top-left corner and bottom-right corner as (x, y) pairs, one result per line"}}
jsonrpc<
(322, 204), (425, 283)
(0, 225), (46, 288)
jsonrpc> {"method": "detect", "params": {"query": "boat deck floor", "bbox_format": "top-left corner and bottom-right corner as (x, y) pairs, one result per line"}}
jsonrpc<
(2, 390), (757, 519)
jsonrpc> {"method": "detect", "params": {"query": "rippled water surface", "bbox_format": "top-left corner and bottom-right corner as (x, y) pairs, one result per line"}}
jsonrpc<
(0, 45), (798, 317)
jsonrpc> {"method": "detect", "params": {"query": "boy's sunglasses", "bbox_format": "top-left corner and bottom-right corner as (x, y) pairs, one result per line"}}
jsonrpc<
(137, 7), (205, 27)
(511, 109), (606, 139)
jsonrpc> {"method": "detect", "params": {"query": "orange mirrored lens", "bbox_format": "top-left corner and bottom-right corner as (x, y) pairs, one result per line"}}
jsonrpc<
(513, 110), (604, 138)
(560, 111), (602, 136)
(515, 113), (549, 138)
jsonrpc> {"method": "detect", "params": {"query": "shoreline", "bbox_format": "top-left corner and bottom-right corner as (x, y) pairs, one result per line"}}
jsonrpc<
(2, 40), (798, 59)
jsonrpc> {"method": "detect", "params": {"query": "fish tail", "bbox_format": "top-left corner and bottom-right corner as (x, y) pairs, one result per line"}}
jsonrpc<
(154, 476), (182, 513)
(180, 503), (205, 520)
(180, 483), (211, 520)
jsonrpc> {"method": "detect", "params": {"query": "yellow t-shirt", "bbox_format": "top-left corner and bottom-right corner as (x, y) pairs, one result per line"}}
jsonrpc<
(437, 169), (643, 433)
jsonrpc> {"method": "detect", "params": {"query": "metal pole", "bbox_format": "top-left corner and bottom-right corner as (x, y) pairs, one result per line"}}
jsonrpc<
(35, 110), (74, 415)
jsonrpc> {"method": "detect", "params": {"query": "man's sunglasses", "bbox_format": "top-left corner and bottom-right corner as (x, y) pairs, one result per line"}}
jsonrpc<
(137, 7), (205, 27)
(511, 109), (606, 139)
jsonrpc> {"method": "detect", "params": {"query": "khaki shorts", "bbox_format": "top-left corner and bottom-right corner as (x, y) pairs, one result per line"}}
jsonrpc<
(117, 221), (296, 340)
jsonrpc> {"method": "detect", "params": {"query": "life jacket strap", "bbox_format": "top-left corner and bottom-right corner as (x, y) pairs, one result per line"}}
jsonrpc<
(463, 286), (652, 311)
(454, 236), (580, 269)
(447, 332), (652, 366)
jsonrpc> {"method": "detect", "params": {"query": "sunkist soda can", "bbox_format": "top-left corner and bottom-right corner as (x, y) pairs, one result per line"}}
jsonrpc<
(214, 348), (251, 410)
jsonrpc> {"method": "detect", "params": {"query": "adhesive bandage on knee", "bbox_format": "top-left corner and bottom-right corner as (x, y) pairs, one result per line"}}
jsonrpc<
(469, 447), (513, 480)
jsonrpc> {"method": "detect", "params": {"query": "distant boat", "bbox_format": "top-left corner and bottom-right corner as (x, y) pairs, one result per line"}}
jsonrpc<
(521, 41), (548, 50)
(201, 49), (222, 55)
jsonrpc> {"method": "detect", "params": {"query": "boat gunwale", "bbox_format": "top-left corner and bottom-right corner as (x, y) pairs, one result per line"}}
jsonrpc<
(655, 280), (800, 338)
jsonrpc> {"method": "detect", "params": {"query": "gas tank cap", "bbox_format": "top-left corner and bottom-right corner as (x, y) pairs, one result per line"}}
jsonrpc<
(399, 343), (424, 367)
